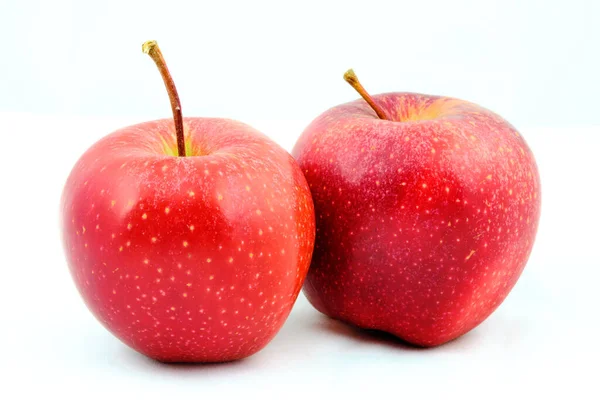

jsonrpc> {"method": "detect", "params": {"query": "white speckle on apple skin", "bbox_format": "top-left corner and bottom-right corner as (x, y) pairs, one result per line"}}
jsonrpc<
(60, 117), (316, 362)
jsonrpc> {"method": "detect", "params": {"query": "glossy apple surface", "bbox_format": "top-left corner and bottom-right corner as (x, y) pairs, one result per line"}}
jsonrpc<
(61, 118), (315, 362)
(292, 93), (540, 346)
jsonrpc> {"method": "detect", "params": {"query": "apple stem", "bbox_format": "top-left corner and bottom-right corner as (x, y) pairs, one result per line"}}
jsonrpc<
(343, 69), (389, 120)
(142, 40), (186, 157)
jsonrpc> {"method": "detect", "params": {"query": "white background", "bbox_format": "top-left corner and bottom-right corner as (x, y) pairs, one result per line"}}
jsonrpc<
(0, 0), (599, 399)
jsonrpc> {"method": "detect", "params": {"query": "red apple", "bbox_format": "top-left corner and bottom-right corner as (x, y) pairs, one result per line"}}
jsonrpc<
(60, 41), (315, 362)
(292, 70), (541, 346)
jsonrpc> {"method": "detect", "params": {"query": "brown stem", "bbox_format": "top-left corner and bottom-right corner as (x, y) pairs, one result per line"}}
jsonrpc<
(142, 40), (186, 157)
(343, 69), (388, 120)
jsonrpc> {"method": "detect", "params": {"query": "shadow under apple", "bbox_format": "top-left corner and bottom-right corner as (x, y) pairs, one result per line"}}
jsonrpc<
(115, 343), (256, 374)
(314, 313), (487, 352)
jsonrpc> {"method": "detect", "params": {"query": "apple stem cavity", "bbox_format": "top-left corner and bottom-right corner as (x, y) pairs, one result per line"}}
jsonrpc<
(343, 69), (389, 120)
(142, 40), (186, 157)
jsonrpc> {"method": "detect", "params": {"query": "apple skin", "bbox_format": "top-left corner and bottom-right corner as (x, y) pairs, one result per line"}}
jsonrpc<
(292, 93), (540, 346)
(61, 118), (315, 362)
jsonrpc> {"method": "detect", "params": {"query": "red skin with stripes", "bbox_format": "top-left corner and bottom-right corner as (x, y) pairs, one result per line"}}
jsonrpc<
(61, 118), (315, 362)
(292, 93), (540, 346)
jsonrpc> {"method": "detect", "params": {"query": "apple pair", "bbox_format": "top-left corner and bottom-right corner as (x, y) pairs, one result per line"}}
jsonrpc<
(61, 42), (540, 362)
